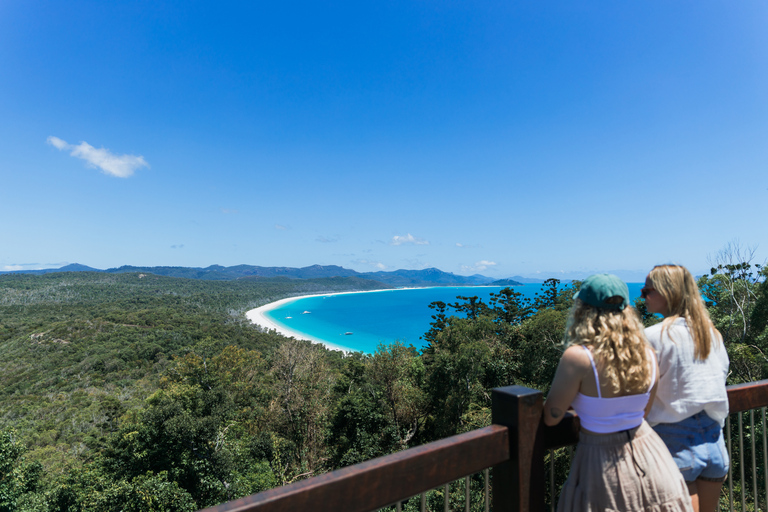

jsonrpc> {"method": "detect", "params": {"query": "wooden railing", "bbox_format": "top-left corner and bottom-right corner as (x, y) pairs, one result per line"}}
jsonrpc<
(200, 380), (768, 512)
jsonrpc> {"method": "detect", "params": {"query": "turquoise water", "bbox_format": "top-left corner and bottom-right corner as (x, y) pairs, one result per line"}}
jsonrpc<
(264, 283), (644, 353)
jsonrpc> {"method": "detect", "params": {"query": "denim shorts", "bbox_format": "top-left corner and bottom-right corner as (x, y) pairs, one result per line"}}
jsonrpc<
(652, 411), (730, 482)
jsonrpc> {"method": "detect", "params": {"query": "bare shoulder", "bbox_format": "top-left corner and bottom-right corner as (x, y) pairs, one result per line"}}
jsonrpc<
(560, 345), (592, 370)
(544, 344), (591, 426)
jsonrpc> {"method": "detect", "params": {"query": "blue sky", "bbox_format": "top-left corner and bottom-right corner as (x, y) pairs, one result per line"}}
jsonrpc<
(1, 1), (766, 280)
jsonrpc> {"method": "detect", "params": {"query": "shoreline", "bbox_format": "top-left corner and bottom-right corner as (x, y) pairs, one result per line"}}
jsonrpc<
(244, 285), (533, 353)
(245, 288), (407, 353)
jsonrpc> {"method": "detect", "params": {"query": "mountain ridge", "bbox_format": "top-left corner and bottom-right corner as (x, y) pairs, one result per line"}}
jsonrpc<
(0, 263), (527, 287)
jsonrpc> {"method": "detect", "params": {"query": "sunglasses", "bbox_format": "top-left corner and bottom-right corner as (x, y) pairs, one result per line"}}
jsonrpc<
(640, 286), (655, 299)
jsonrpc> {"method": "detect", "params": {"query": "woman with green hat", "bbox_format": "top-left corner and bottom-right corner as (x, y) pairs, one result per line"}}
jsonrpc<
(544, 274), (692, 511)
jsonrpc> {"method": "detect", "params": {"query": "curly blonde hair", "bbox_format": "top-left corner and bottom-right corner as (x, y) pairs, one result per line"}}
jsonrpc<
(565, 299), (652, 395)
(647, 264), (721, 361)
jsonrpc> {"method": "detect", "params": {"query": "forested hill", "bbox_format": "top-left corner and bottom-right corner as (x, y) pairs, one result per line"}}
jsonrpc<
(1, 263), (524, 287)
(0, 271), (391, 510)
(0, 270), (542, 511)
(0, 262), (765, 511)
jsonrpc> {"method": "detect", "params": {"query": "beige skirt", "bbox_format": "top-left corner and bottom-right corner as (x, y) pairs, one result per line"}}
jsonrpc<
(557, 421), (693, 512)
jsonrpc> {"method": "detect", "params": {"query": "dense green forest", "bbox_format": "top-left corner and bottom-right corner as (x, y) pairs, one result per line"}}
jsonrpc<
(1, 256), (766, 511)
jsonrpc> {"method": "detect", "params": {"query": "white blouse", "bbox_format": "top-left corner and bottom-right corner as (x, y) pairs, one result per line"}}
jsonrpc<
(645, 317), (730, 427)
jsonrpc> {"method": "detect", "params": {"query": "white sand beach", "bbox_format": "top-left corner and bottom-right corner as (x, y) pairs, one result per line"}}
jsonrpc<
(245, 292), (362, 353)
(245, 287), (432, 353)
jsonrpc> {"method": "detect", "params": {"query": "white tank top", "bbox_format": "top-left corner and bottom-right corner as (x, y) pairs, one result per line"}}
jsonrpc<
(570, 345), (657, 433)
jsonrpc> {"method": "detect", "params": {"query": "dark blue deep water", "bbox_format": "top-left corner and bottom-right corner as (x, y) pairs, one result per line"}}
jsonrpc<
(264, 283), (643, 353)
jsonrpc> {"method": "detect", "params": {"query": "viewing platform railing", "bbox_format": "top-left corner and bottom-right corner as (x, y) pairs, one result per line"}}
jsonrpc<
(200, 380), (768, 512)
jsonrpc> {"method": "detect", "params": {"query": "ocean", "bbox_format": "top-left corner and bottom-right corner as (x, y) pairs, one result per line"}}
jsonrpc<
(263, 283), (644, 353)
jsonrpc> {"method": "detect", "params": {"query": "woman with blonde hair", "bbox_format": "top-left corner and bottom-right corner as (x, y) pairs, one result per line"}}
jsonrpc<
(643, 264), (730, 512)
(544, 274), (692, 511)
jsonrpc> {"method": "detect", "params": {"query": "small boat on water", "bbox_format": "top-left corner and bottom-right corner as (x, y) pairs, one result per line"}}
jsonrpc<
(344, 332), (353, 335)
(302, 311), (311, 314)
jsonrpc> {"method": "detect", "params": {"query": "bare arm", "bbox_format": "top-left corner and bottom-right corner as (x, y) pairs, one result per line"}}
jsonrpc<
(543, 346), (588, 426)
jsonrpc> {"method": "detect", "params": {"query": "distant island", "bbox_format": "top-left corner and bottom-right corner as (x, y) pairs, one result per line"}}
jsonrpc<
(1, 263), (529, 287)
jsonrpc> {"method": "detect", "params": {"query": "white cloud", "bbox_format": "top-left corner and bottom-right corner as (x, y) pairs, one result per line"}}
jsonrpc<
(274, 224), (289, 230)
(47, 136), (68, 150)
(221, 208), (240, 214)
(47, 136), (149, 178)
(316, 235), (339, 243)
(390, 233), (429, 246)
(461, 260), (498, 272)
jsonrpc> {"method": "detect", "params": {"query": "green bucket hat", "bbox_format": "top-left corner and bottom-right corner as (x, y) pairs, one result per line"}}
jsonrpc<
(573, 273), (629, 311)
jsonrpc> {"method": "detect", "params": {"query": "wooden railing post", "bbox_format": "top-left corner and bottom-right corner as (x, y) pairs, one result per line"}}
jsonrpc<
(491, 385), (546, 512)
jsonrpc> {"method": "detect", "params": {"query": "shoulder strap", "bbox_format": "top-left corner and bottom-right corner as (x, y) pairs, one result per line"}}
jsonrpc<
(580, 345), (601, 399)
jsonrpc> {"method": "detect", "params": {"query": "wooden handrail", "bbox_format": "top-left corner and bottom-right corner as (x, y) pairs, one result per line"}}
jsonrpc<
(726, 378), (768, 413)
(201, 379), (768, 512)
(199, 425), (509, 512)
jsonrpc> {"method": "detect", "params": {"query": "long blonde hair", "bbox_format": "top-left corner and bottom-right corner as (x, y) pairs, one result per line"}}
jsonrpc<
(647, 264), (721, 360)
(565, 299), (652, 395)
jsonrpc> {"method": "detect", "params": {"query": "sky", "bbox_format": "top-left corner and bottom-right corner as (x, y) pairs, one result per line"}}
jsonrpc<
(1, 1), (766, 281)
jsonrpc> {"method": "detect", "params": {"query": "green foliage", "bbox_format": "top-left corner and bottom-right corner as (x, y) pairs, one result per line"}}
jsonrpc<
(268, 339), (335, 481)
(48, 466), (196, 512)
(751, 277), (768, 346)
(368, 342), (427, 448)
(515, 308), (568, 391)
(327, 353), (401, 467)
(633, 297), (661, 328)
(532, 278), (573, 312)
(0, 272), (373, 508)
(99, 346), (281, 507)
(0, 429), (43, 512)
(8, 266), (767, 511)
(419, 283), (574, 438)
(697, 256), (768, 383)
(487, 287), (533, 325)
(700, 263), (763, 346)
(421, 317), (496, 438)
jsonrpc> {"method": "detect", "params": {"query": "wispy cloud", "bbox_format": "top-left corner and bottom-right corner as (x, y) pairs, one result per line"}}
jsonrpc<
(355, 259), (387, 270)
(2, 262), (65, 271)
(274, 224), (289, 230)
(316, 235), (339, 243)
(456, 242), (480, 249)
(461, 260), (497, 272)
(170, 244), (185, 249)
(390, 233), (429, 246)
(221, 208), (240, 214)
(47, 136), (149, 178)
